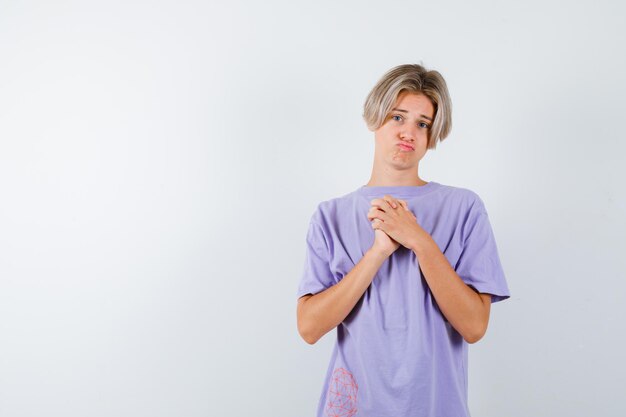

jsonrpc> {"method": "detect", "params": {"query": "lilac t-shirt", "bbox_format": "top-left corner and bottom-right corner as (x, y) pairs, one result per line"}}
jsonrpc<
(297, 181), (511, 417)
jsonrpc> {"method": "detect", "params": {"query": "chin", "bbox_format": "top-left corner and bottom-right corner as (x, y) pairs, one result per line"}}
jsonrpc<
(389, 159), (417, 168)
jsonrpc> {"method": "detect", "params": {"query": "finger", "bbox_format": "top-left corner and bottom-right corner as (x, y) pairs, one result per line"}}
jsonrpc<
(367, 206), (379, 220)
(379, 195), (395, 211)
(371, 218), (384, 230)
(370, 198), (392, 212)
(369, 210), (387, 223)
(383, 194), (398, 209)
(399, 200), (408, 211)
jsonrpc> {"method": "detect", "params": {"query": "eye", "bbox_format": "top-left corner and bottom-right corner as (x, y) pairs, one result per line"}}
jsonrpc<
(418, 122), (430, 129)
(391, 114), (403, 122)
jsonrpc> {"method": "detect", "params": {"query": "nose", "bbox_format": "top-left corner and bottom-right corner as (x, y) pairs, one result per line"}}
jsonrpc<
(400, 124), (417, 141)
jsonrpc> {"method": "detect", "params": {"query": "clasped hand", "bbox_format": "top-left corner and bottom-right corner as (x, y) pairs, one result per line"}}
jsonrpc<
(367, 195), (426, 251)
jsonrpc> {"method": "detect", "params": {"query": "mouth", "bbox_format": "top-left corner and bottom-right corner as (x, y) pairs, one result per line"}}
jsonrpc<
(397, 143), (414, 151)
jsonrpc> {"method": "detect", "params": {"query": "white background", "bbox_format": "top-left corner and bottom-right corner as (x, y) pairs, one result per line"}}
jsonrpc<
(1, 1), (625, 416)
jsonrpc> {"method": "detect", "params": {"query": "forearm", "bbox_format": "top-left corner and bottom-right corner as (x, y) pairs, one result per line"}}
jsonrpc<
(411, 235), (487, 343)
(298, 249), (388, 344)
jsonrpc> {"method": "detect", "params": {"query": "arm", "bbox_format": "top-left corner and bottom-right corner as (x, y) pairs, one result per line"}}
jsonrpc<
(411, 236), (492, 344)
(368, 196), (493, 344)
(297, 248), (388, 345)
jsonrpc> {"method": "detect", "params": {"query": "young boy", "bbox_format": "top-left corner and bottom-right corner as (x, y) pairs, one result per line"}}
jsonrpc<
(296, 63), (511, 417)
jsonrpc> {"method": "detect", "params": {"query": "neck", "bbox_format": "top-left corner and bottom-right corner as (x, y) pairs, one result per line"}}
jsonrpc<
(366, 171), (426, 187)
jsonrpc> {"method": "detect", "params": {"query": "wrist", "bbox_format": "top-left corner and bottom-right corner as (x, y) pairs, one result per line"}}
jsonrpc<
(366, 247), (390, 263)
(409, 230), (432, 256)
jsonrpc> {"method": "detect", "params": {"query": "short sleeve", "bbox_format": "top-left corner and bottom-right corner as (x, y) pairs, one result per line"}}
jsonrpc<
(455, 198), (511, 303)
(296, 219), (337, 299)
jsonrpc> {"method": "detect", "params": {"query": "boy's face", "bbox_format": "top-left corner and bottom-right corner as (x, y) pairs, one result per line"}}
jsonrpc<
(373, 91), (434, 171)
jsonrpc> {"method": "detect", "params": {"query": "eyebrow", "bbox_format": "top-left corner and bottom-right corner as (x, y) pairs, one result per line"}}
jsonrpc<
(391, 107), (433, 121)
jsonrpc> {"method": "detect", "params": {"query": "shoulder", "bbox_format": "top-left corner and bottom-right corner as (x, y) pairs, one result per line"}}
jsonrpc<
(435, 182), (486, 213)
(308, 189), (358, 226)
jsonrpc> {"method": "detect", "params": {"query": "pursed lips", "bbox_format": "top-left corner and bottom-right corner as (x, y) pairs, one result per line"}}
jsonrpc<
(397, 142), (414, 151)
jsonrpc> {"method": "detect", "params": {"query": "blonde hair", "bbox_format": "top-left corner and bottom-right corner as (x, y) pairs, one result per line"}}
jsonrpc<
(362, 63), (453, 150)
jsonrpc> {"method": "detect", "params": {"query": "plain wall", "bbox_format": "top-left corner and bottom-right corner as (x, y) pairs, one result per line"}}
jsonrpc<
(1, 0), (625, 416)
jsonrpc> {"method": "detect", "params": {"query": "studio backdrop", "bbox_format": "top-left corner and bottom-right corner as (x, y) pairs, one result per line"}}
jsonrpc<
(0, 1), (624, 416)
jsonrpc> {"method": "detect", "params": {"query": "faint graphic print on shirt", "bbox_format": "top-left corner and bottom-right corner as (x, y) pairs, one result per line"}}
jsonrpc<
(325, 367), (358, 417)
